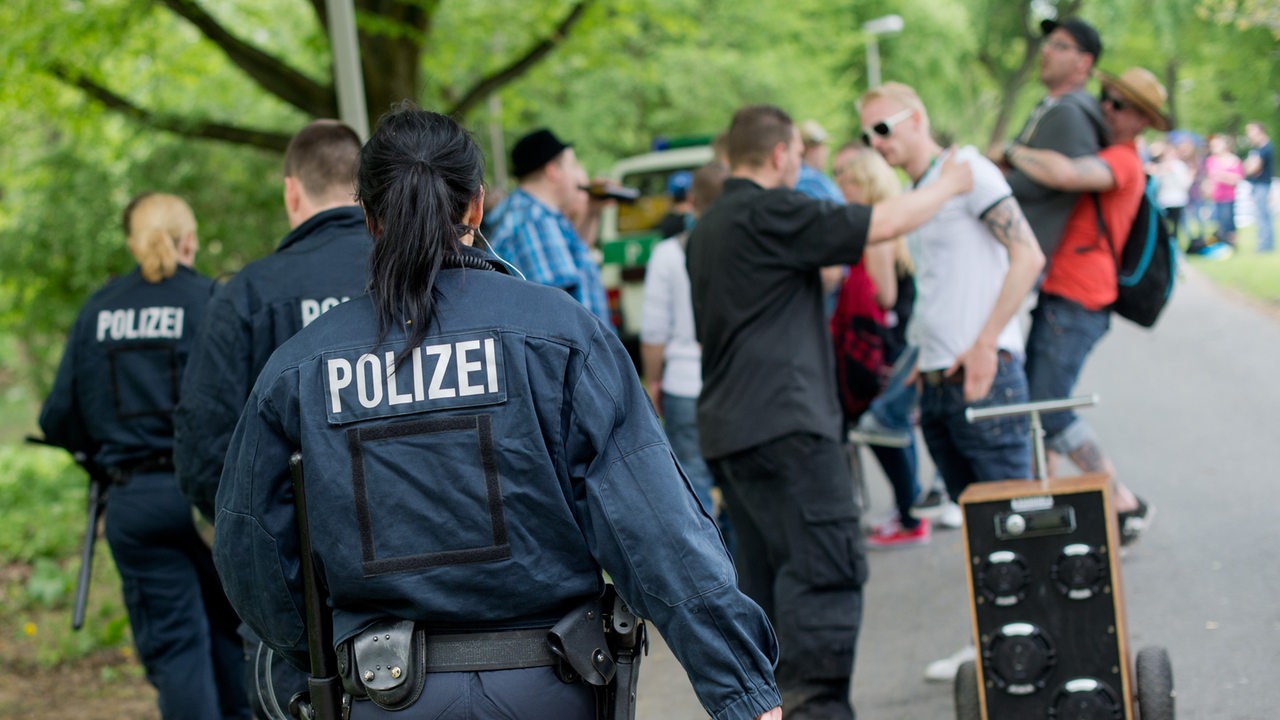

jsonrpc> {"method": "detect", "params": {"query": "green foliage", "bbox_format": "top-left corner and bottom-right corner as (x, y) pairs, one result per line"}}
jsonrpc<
(0, 442), (133, 666)
(0, 445), (86, 563)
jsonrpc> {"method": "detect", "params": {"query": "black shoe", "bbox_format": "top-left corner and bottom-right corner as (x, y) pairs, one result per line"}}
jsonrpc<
(1117, 497), (1154, 546)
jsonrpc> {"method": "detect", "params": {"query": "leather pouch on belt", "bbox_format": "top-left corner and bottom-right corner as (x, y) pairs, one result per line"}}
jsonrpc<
(548, 599), (616, 686)
(351, 619), (425, 710)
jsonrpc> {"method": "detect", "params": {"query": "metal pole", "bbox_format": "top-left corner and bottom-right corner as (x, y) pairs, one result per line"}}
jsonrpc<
(866, 36), (881, 89)
(965, 395), (1100, 483)
(325, 0), (370, 141)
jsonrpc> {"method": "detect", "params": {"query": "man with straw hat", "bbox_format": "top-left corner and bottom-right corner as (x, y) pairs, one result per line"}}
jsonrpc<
(1002, 66), (1171, 545)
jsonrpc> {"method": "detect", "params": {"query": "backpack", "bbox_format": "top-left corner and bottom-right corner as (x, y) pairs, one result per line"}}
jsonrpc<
(1092, 175), (1177, 328)
(830, 263), (886, 421)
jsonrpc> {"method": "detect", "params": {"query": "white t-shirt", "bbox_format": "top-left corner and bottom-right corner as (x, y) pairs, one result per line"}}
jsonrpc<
(907, 145), (1024, 371)
(639, 236), (703, 398)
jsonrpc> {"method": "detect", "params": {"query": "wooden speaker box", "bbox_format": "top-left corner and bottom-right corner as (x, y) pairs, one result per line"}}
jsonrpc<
(958, 474), (1134, 719)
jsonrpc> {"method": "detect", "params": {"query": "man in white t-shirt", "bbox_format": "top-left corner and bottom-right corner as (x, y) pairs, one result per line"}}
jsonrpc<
(857, 80), (1046, 683)
(858, 81), (1044, 497)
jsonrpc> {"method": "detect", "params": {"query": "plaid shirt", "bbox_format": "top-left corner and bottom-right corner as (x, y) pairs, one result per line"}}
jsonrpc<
(487, 188), (610, 324)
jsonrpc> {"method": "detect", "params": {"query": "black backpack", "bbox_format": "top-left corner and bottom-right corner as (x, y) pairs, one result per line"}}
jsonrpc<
(1092, 175), (1177, 328)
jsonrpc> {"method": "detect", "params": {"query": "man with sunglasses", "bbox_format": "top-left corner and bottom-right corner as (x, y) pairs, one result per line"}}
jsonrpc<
(686, 104), (972, 720)
(1003, 67), (1171, 545)
(993, 17), (1109, 257)
(858, 82), (1046, 683)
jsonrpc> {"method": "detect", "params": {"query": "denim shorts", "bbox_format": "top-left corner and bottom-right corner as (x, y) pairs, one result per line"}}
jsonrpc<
(1025, 294), (1110, 441)
(919, 352), (1032, 499)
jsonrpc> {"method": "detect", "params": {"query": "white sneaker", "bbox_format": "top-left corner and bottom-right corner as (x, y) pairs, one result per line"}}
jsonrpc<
(924, 644), (976, 683)
(936, 501), (964, 529)
(846, 413), (912, 448)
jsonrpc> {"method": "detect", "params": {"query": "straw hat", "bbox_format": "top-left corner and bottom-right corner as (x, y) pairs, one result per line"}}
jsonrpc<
(1099, 67), (1171, 132)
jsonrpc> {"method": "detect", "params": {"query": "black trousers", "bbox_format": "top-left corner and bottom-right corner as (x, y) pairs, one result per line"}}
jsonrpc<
(711, 433), (867, 720)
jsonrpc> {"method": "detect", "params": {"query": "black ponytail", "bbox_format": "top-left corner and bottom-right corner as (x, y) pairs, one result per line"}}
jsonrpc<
(357, 104), (485, 350)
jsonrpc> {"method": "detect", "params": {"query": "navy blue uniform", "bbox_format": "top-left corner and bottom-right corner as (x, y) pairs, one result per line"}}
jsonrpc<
(213, 249), (781, 720)
(175, 205), (372, 521)
(40, 266), (250, 720)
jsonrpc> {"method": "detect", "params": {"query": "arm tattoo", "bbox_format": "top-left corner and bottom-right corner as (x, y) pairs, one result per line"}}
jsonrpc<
(1069, 155), (1117, 190)
(982, 197), (1037, 250)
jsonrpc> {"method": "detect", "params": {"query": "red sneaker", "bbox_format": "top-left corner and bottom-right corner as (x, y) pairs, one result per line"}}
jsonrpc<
(867, 517), (931, 549)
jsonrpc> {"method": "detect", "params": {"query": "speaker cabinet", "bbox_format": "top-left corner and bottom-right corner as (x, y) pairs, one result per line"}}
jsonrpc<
(959, 474), (1134, 719)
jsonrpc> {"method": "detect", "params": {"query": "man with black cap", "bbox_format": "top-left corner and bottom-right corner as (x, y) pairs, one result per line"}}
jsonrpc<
(994, 17), (1109, 257)
(1003, 66), (1171, 547)
(486, 128), (611, 324)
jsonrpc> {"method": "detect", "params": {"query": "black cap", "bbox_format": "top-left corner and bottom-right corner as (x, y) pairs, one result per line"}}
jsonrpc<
(1040, 17), (1103, 60)
(511, 128), (571, 179)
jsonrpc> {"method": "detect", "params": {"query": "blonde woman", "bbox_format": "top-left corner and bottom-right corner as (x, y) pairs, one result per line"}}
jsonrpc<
(40, 194), (250, 719)
(833, 146), (935, 548)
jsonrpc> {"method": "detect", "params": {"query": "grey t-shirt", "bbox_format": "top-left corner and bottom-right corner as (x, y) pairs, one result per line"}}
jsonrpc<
(1008, 89), (1109, 256)
(686, 178), (872, 460)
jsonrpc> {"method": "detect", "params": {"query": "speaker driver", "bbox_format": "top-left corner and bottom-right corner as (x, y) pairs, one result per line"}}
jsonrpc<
(1048, 677), (1123, 719)
(984, 623), (1057, 696)
(977, 550), (1032, 607)
(1051, 543), (1109, 600)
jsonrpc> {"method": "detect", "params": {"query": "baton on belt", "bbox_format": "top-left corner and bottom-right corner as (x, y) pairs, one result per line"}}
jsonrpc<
(288, 452), (345, 720)
(26, 436), (109, 632)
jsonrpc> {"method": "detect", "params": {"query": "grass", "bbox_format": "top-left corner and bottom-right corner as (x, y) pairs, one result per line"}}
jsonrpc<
(1183, 224), (1280, 307)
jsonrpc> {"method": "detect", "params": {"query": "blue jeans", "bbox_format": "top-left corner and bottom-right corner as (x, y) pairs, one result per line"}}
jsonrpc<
(663, 392), (734, 552)
(1025, 294), (1110, 454)
(1213, 199), (1237, 240)
(1253, 182), (1274, 251)
(104, 472), (251, 720)
(919, 353), (1032, 500)
(867, 345), (921, 525)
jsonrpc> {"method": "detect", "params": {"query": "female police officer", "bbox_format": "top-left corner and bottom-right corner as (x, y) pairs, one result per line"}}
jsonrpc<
(40, 193), (250, 719)
(213, 106), (783, 720)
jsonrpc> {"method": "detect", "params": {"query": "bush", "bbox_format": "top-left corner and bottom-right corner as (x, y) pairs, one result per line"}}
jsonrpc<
(0, 442), (133, 666)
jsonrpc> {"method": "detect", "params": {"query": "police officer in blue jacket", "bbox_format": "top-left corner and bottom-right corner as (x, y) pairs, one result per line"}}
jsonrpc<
(175, 119), (372, 523)
(40, 193), (250, 720)
(213, 107), (783, 720)
(174, 120), (371, 718)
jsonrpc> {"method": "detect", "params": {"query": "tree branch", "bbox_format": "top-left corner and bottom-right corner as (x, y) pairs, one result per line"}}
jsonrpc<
(50, 64), (292, 152)
(157, 0), (337, 117)
(445, 0), (594, 117)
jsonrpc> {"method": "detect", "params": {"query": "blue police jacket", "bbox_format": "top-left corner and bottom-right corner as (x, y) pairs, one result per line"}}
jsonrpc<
(213, 248), (781, 720)
(41, 266), (214, 468)
(175, 205), (372, 520)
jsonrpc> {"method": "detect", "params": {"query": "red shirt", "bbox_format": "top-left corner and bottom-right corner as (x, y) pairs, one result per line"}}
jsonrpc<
(1040, 141), (1145, 310)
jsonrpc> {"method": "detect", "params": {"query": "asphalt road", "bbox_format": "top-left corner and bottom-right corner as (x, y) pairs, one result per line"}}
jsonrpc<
(636, 266), (1280, 719)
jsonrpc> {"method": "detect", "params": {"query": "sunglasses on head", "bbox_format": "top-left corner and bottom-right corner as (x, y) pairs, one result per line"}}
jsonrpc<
(1100, 90), (1129, 112)
(860, 108), (914, 146)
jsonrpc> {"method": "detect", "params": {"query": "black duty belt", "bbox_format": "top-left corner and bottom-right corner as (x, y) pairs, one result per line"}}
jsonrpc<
(108, 454), (175, 482)
(424, 628), (556, 672)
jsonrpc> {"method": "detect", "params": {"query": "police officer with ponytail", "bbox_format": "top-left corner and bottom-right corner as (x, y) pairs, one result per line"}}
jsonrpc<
(40, 193), (251, 720)
(213, 106), (783, 720)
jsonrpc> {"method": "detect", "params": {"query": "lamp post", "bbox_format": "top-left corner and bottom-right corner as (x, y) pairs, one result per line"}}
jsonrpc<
(862, 14), (904, 89)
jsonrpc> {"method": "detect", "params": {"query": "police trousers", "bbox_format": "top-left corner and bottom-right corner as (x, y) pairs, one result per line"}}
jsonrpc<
(104, 471), (250, 720)
(346, 666), (596, 719)
(711, 432), (866, 720)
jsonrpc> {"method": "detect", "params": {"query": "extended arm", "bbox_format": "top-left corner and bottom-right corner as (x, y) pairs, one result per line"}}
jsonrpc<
(1005, 143), (1116, 193)
(867, 151), (974, 242)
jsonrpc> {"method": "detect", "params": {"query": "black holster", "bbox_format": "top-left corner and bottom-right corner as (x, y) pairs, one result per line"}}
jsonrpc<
(547, 588), (647, 720)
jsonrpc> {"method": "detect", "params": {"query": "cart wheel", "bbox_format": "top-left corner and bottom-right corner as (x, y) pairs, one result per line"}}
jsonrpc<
(954, 660), (981, 720)
(1136, 646), (1175, 720)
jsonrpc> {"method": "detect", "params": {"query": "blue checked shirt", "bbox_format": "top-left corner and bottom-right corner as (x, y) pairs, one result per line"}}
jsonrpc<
(487, 189), (611, 325)
(795, 164), (845, 203)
